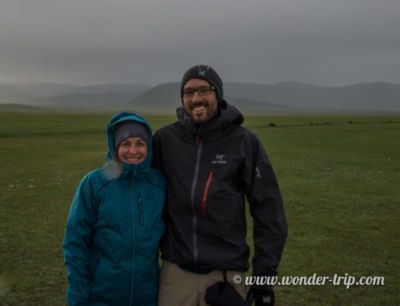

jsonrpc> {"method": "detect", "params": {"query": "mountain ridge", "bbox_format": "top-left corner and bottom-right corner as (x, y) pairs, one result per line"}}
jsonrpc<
(1, 81), (399, 113)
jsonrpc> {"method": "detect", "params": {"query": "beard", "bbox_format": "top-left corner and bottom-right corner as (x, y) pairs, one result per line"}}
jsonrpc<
(186, 101), (217, 123)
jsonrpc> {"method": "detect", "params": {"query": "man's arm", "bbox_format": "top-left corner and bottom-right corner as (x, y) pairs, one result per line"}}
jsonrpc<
(152, 130), (162, 170)
(243, 133), (288, 277)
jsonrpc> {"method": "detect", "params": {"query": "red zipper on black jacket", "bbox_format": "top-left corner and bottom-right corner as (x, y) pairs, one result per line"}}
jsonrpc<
(201, 170), (214, 217)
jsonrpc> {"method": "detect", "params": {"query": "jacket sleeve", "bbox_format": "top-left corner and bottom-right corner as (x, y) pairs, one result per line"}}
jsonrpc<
(63, 174), (97, 306)
(243, 133), (288, 277)
(152, 130), (163, 170)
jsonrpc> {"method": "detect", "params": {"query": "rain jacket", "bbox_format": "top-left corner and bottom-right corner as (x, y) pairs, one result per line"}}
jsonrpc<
(63, 112), (165, 306)
(153, 104), (287, 277)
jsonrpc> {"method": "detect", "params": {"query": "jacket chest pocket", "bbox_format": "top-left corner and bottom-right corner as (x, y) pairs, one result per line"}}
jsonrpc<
(135, 191), (164, 230)
(207, 157), (243, 192)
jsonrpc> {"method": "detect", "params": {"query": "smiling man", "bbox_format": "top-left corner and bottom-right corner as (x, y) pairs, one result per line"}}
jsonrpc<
(153, 65), (287, 306)
(182, 78), (219, 123)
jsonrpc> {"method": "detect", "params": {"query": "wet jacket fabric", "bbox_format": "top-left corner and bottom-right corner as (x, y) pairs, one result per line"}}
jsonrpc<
(153, 104), (287, 277)
(63, 112), (165, 306)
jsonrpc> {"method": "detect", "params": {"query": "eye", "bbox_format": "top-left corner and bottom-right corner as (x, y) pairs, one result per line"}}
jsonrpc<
(198, 86), (211, 95)
(120, 141), (130, 147)
(183, 88), (195, 96)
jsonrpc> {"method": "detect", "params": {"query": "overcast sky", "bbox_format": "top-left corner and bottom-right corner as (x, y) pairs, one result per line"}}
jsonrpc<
(1, 0), (399, 86)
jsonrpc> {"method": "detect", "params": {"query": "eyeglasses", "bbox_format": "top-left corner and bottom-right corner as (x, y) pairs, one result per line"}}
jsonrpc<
(182, 86), (215, 98)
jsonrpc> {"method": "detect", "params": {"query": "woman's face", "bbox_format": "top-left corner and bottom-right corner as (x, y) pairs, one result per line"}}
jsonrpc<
(117, 137), (148, 164)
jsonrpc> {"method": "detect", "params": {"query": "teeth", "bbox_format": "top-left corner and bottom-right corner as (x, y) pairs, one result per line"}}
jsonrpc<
(126, 157), (141, 161)
(191, 103), (206, 110)
(192, 105), (206, 111)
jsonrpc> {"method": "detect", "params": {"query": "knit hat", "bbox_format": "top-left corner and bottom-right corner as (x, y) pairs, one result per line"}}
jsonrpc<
(113, 121), (149, 148)
(181, 65), (225, 107)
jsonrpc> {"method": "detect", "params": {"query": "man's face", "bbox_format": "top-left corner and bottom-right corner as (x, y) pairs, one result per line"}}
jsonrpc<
(182, 78), (218, 124)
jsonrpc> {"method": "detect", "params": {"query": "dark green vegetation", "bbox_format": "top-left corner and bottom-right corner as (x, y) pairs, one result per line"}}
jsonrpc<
(0, 112), (399, 305)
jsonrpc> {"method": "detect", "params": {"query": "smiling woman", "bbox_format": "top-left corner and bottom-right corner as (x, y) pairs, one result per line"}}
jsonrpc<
(113, 120), (149, 165)
(63, 112), (165, 306)
(117, 137), (148, 164)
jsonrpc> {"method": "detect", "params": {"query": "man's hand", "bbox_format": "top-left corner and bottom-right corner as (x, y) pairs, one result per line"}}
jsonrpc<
(248, 286), (275, 306)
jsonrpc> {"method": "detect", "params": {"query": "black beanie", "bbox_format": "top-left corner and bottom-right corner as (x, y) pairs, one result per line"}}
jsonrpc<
(181, 65), (225, 106)
(113, 121), (149, 148)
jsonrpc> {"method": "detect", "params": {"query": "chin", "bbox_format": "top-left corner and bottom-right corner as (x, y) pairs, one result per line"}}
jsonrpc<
(192, 114), (208, 123)
(122, 158), (144, 164)
(192, 118), (207, 124)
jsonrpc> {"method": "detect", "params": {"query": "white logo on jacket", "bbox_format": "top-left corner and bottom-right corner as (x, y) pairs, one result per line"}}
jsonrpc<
(211, 154), (227, 164)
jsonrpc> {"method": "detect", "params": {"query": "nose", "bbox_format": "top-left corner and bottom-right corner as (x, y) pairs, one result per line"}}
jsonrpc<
(128, 144), (138, 154)
(191, 90), (202, 101)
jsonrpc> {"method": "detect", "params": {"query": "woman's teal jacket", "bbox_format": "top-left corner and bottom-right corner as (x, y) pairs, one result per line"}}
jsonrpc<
(63, 112), (165, 306)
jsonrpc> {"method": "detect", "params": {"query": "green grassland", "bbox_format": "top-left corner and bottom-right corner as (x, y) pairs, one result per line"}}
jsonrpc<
(0, 112), (399, 305)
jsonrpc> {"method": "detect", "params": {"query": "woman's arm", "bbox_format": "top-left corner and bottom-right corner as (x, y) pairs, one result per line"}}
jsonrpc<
(63, 174), (97, 306)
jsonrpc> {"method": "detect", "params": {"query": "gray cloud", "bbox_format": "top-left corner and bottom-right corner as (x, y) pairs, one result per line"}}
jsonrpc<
(1, 0), (400, 85)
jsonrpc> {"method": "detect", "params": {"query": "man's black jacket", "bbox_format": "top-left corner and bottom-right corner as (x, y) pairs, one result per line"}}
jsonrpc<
(153, 103), (287, 276)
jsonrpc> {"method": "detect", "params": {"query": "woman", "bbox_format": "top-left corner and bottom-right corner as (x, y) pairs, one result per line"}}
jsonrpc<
(63, 112), (165, 306)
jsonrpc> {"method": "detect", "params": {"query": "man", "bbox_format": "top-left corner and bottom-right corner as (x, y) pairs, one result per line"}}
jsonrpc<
(153, 65), (287, 306)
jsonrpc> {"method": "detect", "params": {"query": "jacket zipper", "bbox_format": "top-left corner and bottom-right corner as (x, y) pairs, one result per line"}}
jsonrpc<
(201, 170), (214, 217)
(129, 177), (135, 306)
(190, 137), (202, 269)
(137, 192), (144, 227)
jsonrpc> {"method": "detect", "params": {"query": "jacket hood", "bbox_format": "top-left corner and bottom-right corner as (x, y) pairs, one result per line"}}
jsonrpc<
(176, 101), (244, 138)
(106, 112), (153, 177)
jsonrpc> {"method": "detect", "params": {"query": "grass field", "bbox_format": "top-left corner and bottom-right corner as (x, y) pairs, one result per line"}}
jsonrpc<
(0, 112), (399, 305)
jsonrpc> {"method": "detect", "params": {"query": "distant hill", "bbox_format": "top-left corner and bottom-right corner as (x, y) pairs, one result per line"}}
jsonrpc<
(129, 82), (317, 114)
(0, 104), (42, 112)
(0, 84), (33, 103)
(0, 83), (81, 103)
(226, 96), (311, 113)
(129, 84), (306, 114)
(0, 82), (151, 108)
(130, 81), (400, 113)
(1, 81), (400, 113)
(224, 81), (400, 111)
(129, 83), (180, 113)
(31, 92), (131, 109)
